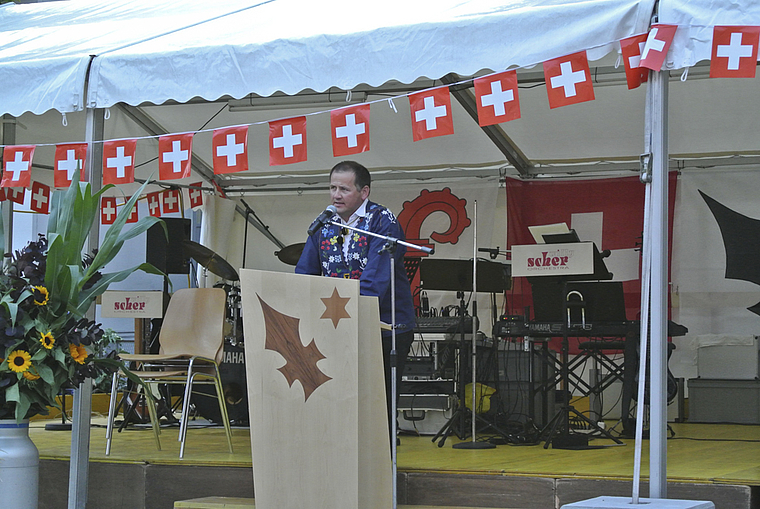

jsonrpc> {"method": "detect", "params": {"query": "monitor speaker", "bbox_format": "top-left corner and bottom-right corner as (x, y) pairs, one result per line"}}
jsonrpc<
(146, 218), (191, 274)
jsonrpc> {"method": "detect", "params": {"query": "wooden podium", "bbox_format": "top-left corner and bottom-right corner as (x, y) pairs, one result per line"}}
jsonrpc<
(239, 269), (392, 509)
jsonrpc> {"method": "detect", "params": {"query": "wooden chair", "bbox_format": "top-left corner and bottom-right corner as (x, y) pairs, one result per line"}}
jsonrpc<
(105, 287), (234, 458)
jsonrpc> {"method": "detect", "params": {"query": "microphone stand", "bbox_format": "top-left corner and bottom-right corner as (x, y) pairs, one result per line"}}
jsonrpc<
(326, 219), (432, 509)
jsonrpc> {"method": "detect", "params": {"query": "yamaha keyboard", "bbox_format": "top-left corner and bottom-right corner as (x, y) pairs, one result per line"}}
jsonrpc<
(493, 319), (687, 338)
(415, 315), (474, 334)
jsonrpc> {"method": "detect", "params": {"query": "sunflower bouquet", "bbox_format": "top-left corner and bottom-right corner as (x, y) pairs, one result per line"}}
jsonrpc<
(0, 176), (165, 422)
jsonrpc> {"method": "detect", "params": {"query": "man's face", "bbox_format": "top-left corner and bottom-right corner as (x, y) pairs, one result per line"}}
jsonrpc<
(330, 170), (369, 221)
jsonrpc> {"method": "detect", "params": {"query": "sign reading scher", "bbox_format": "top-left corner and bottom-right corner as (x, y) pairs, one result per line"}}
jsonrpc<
(101, 291), (164, 318)
(511, 242), (594, 277)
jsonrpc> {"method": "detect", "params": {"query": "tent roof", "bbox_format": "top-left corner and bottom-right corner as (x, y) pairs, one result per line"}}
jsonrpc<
(1, 0), (655, 116)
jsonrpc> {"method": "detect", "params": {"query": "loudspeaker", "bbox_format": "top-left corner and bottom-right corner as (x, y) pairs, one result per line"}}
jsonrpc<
(146, 217), (190, 274)
(192, 343), (249, 425)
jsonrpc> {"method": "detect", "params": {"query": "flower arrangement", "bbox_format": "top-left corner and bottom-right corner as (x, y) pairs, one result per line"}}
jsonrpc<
(0, 177), (164, 421)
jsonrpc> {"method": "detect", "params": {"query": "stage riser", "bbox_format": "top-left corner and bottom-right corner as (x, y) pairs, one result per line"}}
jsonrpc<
(37, 460), (755, 509)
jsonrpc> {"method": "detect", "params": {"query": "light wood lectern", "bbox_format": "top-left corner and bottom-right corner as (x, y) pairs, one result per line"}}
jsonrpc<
(239, 269), (392, 509)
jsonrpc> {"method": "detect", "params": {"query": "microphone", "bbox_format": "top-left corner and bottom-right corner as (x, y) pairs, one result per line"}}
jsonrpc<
(307, 205), (338, 236)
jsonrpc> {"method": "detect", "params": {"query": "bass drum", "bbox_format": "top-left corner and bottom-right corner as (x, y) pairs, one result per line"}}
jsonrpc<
(192, 342), (249, 426)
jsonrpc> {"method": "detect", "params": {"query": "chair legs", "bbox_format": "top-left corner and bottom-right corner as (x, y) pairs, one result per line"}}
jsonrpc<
(106, 371), (162, 456)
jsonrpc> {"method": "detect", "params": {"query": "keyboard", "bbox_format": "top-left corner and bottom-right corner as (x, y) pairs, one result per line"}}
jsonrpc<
(415, 315), (474, 333)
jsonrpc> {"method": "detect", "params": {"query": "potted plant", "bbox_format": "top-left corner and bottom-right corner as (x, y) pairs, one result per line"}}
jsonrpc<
(0, 176), (164, 508)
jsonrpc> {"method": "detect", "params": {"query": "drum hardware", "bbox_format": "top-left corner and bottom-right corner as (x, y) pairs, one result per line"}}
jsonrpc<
(275, 242), (305, 266)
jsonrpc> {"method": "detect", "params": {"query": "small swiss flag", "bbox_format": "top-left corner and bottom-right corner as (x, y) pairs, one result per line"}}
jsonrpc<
(147, 191), (162, 217)
(1, 146), (35, 188)
(269, 117), (307, 166)
(101, 197), (118, 225)
(162, 189), (181, 214)
(159, 133), (194, 180)
(189, 182), (204, 209)
(409, 87), (454, 141)
(54, 143), (87, 188)
(620, 34), (650, 89)
(640, 24), (678, 71)
(474, 71), (520, 126)
(544, 51), (595, 109)
(331, 104), (370, 157)
(30, 182), (51, 214)
(213, 126), (248, 174)
(710, 26), (760, 78)
(103, 139), (137, 185)
(0, 188), (6, 202)
(124, 196), (139, 223)
(6, 187), (25, 204)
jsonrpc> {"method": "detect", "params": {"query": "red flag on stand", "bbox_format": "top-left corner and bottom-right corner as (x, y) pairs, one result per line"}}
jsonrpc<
(269, 117), (307, 166)
(710, 26), (760, 78)
(474, 71), (520, 126)
(543, 51), (594, 109)
(103, 139), (137, 185)
(409, 87), (454, 141)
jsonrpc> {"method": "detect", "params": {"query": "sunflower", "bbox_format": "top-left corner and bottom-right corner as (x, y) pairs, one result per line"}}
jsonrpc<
(40, 330), (55, 349)
(8, 350), (32, 373)
(23, 366), (41, 381)
(33, 285), (49, 306)
(69, 343), (88, 364)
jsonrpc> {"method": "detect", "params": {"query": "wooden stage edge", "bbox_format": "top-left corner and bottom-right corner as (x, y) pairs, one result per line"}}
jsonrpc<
(31, 419), (760, 509)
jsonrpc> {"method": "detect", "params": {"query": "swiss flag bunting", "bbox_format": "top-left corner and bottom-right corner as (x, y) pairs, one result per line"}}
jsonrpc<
(474, 70), (520, 126)
(269, 117), (307, 165)
(213, 126), (248, 174)
(189, 182), (204, 208)
(162, 189), (181, 214)
(710, 26), (760, 78)
(331, 104), (370, 157)
(147, 191), (162, 217)
(2, 146), (35, 188)
(7, 187), (25, 204)
(0, 188), (6, 202)
(54, 143), (87, 188)
(103, 139), (137, 185)
(158, 133), (194, 180)
(409, 87), (454, 141)
(620, 34), (650, 89)
(124, 196), (139, 223)
(101, 197), (118, 225)
(544, 51), (595, 109)
(30, 182), (51, 214)
(640, 24), (678, 71)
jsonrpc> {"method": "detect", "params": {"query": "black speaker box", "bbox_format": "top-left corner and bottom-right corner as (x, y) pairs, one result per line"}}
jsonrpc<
(146, 217), (190, 274)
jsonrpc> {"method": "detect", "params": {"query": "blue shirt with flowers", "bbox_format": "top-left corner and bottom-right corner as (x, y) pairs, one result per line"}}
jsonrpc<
(295, 200), (416, 337)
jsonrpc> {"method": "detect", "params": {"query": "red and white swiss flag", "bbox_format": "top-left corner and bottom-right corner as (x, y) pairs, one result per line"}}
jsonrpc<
(124, 196), (139, 223)
(409, 87), (454, 141)
(189, 182), (204, 209)
(147, 191), (162, 217)
(269, 117), (307, 166)
(213, 126), (248, 174)
(620, 34), (650, 89)
(2, 146), (35, 188)
(103, 139), (137, 185)
(162, 189), (181, 214)
(101, 197), (118, 225)
(710, 26), (760, 78)
(159, 133), (194, 180)
(6, 187), (25, 204)
(54, 143), (87, 188)
(544, 51), (595, 109)
(474, 71), (520, 126)
(30, 182), (51, 214)
(640, 24), (678, 71)
(0, 188), (6, 202)
(331, 104), (370, 157)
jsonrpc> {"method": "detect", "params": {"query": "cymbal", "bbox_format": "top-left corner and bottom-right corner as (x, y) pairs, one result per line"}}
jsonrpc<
(182, 240), (239, 281)
(275, 242), (305, 266)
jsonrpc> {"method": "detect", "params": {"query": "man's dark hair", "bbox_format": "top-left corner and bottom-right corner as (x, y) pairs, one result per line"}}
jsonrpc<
(330, 160), (371, 191)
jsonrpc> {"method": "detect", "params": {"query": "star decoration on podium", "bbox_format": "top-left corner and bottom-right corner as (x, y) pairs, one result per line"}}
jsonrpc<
(320, 287), (351, 328)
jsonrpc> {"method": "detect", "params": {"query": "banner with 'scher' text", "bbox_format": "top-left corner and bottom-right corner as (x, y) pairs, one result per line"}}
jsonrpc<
(511, 242), (594, 277)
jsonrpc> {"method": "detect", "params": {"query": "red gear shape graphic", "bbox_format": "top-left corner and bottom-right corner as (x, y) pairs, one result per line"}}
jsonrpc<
(398, 188), (470, 245)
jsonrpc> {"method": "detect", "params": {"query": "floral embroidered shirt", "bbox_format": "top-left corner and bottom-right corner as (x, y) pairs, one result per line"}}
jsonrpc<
(296, 200), (416, 336)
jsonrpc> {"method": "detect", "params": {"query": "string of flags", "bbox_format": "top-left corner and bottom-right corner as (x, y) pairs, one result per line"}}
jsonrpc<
(1, 23), (759, 224)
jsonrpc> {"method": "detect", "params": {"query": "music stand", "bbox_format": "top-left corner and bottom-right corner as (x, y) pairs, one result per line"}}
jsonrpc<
(419, 258), (511, 447)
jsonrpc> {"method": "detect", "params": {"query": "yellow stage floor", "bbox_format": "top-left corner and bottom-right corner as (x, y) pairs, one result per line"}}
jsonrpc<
(28, 418), (760, 487)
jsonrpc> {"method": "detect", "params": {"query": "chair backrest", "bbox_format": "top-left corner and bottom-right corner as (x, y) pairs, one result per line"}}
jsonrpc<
(158, 288), (227, 363)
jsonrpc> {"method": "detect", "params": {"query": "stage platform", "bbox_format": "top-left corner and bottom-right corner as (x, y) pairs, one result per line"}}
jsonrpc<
(30, 418), (760, 509)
